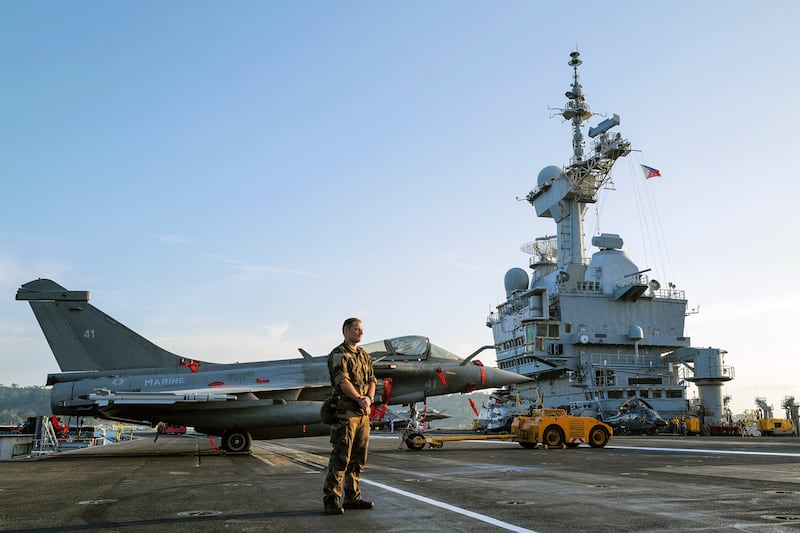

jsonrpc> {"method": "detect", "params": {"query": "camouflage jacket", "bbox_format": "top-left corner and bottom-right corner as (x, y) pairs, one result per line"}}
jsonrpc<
(328, 342), (376, 415)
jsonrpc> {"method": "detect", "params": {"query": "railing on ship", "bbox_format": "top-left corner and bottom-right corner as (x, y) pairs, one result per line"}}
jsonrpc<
(679, 364), (735, 382)
(586, 352), (661, 367)
(487, 285), (687, 325)
(650, 287), (686, 300)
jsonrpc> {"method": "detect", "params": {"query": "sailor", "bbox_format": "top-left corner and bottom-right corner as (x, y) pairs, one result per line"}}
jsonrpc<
(322, 317), (377, 515)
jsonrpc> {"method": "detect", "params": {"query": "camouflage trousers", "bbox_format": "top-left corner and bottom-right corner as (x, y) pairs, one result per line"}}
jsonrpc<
(322, 413), (370, 504)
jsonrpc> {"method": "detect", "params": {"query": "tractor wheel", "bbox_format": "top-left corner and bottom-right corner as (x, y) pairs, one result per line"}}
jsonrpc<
(588, 425), (610, 448)
(405, 432), (426, 451)
(542, 426), (564, 448)
(222, 430), (252, 453)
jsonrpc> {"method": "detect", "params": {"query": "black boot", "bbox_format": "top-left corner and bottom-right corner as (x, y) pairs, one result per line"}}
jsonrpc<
(323, 499), (344, 515)
(343, 499), (374, 510)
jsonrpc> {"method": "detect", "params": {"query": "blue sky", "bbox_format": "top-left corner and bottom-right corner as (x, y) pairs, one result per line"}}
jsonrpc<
(2, 2), (798, 416)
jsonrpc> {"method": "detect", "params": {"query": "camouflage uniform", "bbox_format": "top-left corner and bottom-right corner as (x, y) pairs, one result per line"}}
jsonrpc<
(322, 342), (376, 507)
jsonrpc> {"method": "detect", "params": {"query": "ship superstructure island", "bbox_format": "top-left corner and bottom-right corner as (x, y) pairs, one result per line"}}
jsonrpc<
(487, 52), (732, 426)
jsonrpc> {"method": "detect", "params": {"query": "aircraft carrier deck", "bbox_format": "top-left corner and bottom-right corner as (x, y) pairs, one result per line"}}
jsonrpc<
(1, 432), (799, 532)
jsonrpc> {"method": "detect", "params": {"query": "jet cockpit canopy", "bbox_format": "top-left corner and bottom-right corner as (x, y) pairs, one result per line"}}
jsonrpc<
(362, 335), (461, 362)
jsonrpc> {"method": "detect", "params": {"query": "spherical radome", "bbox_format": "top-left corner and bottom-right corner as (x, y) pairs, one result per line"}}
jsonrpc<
(504, 267), (529, 297)
(537, 165), (562, 187)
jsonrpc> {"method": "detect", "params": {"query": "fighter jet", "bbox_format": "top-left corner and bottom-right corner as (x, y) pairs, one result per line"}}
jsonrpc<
(16, 279), (529, 452)
(601, 398), (668, 435)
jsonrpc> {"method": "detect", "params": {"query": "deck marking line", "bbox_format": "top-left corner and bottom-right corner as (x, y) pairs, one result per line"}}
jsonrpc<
(253, 440), (537, 531)
(609, 445), (800, 457)
(360, 478), (538, 533)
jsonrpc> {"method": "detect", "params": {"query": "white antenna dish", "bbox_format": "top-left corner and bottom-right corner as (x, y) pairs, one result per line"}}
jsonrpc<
(520, 236), (557, 264)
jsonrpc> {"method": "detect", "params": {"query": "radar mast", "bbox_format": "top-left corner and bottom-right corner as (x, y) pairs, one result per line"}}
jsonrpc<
(525, 51), (631, 268)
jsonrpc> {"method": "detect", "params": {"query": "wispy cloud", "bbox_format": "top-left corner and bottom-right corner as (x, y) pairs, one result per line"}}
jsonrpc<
(206, 254), (316, 280)
(154, 321), (323, 363)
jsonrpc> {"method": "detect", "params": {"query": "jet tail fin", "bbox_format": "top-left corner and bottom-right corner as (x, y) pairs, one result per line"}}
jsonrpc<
(17, 279), (183, 372)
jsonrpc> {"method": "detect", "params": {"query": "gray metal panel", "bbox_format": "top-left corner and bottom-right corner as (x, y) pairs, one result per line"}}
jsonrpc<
(29, 299), (181, 371)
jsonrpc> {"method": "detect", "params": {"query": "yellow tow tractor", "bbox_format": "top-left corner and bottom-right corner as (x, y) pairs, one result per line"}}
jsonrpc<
(757, 417), (796, 436)
(402, 408), (613, 450)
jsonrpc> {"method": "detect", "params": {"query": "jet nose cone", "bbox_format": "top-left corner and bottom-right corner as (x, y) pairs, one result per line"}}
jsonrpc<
(481, 366), (532, 388)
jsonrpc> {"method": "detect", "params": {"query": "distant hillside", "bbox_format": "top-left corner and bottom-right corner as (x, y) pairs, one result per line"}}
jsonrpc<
(0, 385), (51, 425)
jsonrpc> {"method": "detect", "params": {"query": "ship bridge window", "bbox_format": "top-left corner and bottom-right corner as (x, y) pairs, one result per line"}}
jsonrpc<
(498, 354), (538, 371)
(525, 325), (535, 343)
(548, 343), (563, 356)
(629, 377), (663, 385)
(500, 337), (524, 352)
(576, 281), (601, 292)
(595, 369), (615, 387)
(532, 321), (561, 353)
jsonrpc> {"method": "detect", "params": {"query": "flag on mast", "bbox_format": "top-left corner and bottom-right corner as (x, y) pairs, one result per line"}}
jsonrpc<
(641, 164), (661, 179)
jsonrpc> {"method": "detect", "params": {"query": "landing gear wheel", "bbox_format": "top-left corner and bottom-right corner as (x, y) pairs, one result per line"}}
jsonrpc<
(565, 442), (580, 449)
(405, 432), (426, 451)
(588, 426), (610, 448)
(222, 430), (252, 453)
(519, 442), (537, 449)
(542, 426), (564, 448)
